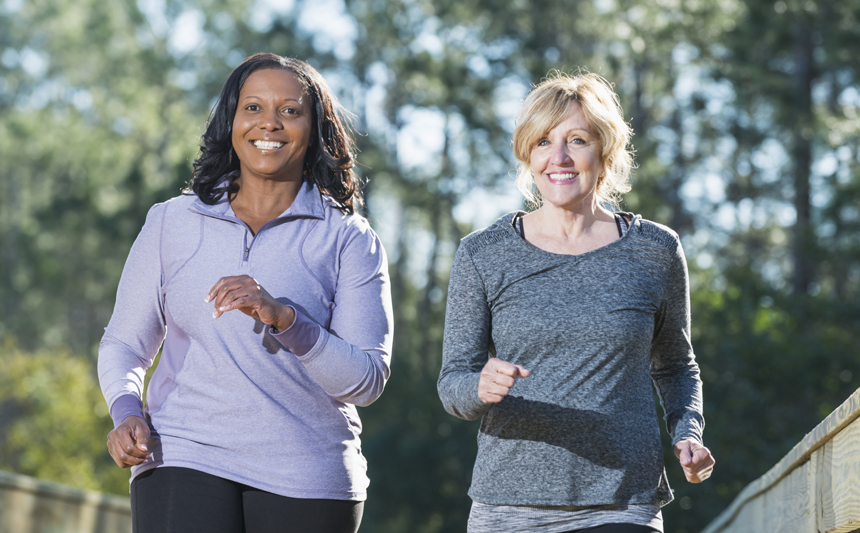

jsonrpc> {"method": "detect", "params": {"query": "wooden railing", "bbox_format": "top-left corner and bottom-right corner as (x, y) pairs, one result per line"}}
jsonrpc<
(703, 387), (860, 533)
(0, 470), (130, 533)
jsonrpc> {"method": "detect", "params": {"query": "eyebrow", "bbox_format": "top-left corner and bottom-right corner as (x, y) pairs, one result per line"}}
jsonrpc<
(240, 96), (303, 103)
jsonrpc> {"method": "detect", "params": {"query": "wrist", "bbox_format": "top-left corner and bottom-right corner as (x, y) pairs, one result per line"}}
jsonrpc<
(272, 305), (296, 333)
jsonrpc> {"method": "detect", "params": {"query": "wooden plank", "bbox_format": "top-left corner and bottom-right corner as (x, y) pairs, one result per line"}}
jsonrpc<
(703, 386), (860, 533)
(816, 417), (860, 532)
(809, 451), (820, 532)
(817, 440), (834, 532)
(763, 460), (814, 532)
(729, 492), (764, 533)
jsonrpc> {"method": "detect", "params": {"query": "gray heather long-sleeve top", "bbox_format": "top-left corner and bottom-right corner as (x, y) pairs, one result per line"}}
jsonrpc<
(438, 212), (704, 507)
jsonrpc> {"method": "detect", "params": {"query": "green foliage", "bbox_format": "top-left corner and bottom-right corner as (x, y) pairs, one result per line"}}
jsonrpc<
(0, 338), (129, 495)
(663, 261), (860, 531)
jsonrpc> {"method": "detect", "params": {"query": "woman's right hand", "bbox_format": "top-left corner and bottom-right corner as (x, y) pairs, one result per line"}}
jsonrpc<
(106, 415), (151, 468)
(478, 358), (530, 404)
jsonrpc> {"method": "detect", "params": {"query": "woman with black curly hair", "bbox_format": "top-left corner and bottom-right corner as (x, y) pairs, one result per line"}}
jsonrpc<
(98, 53), (393, 533)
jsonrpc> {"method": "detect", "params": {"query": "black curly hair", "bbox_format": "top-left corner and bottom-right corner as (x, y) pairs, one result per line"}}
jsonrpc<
(188, 53), (362, 213)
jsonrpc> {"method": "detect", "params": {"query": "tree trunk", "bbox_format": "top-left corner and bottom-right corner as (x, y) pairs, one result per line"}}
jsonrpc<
(791, 20), (815, 294)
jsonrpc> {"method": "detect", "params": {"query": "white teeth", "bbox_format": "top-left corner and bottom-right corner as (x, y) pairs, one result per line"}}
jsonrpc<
(550, 173), (576, 180)
(253, 141), (284, 150)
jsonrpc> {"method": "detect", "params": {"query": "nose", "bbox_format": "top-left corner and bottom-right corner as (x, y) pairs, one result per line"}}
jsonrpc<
(549, 141), (571, 165)
(258, 108), (283, 131)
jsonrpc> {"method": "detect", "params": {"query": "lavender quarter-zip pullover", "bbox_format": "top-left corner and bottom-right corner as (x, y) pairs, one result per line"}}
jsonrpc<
(98, 180), (393, 500)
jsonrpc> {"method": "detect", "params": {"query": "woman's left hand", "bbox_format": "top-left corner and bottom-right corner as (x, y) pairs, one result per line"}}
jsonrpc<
(207, 275), (295, 331)
(673, 438), (715, 483)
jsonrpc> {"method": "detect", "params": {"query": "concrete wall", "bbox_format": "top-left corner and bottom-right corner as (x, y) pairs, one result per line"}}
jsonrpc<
(703, 387), (860, 533)
(0, 470), (130, 533)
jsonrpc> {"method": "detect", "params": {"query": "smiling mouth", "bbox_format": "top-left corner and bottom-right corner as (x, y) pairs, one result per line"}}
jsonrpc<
(252, 140), (284, 150)
(547, 172), (577, 182)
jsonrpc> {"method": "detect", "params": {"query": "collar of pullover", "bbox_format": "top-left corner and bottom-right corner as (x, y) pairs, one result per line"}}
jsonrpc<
(188, 178), (327, 222)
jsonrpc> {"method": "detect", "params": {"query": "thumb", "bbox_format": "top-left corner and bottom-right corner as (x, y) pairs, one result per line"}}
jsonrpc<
(134, 423), (150, 452)
(515, 365), (530, 378)
(679, 446), (693, 465)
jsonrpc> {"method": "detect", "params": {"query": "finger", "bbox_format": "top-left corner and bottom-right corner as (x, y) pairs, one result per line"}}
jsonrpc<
(487, 373), (516, 388)
(206, 276), (245, 303)
(120, 439), (149, 460)
(479, 391), (506, 404)
(489, 360), (520, 377)
(690, 450), (715, 471)
(209, 275), (257, 305)
(478, 378), (515, 403)
(133, 423), (151, 453)
(514, 365), (531, 378)
(486, 381), (514, 396)
(218, 295), (255, 314)
(213, 283), (256, 317)
(688, 466), (713, 483)
(108, 437), (147, 467)
(674, 440), (694, 464)
(692, 446), (713, 462)
(107, 441), (125, 468)
(479, 375), (513, 395)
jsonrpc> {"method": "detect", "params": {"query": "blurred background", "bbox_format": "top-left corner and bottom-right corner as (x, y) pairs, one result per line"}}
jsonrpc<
(1, 0), (859, 531)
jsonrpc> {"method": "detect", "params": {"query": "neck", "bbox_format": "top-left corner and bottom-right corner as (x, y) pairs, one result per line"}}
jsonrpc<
(531, 199), (612, 241)
(230, 175), (303, 218)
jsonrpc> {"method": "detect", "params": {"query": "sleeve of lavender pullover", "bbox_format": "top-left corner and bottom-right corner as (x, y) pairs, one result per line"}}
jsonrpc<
(273, 222), (393, 407)
(97, 204), (166, 428)
(649, 237), (705, 446)
(437, 243), (492, 421)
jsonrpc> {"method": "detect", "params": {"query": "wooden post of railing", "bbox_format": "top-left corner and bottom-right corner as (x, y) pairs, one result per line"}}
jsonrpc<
(703, 387), (860, 533)
(0, 470), (131, 533)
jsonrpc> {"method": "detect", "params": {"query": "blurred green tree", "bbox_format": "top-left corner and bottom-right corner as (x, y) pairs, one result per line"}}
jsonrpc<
(0, 338), (129, 494)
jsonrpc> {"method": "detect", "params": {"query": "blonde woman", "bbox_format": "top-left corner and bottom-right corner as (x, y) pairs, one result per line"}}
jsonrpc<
(438, 72), (714, 533)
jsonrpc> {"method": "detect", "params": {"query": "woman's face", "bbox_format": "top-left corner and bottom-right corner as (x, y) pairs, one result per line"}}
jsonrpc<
(529, 102), (604, 212)
(231, 68), (313, 183)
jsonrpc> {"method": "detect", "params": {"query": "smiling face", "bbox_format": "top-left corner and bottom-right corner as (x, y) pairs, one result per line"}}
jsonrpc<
(231, 68), (314, 183)
(529, 102), (604, 212)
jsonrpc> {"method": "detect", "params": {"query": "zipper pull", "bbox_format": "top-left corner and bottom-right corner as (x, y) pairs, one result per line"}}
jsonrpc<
(244, 247), (250, 260)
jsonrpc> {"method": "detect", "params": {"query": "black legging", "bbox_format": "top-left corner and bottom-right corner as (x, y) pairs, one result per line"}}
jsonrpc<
(130, 467), (363, 533)
(565, 524), (661, 533)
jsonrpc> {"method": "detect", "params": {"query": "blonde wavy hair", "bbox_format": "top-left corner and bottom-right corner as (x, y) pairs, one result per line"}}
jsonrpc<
(513, 71), (634, 210)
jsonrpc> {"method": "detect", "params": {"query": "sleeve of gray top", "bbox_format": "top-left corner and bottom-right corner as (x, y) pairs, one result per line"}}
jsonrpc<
(438, 243), (492, 421)
(649, 239), (705, 445)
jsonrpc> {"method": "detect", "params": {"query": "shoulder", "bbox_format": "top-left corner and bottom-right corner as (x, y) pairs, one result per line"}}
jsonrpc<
(317, 196), (383, 256)
(136, 194), (209, 261)
(320, 196), (374, 236)
(628, 215), (681, 253)
(147, 192), (196, 219)
(459, 212), (520, 257)
(138, 194), (187, 229)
